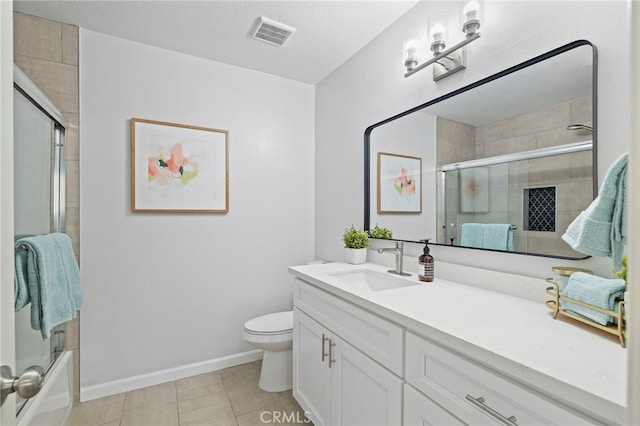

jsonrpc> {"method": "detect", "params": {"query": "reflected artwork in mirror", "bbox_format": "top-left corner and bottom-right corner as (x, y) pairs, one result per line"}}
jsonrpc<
(364, 40), (597, 259)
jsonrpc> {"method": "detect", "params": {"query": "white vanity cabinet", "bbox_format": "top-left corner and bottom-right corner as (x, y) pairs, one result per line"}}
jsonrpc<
(289, 264), (624, 426)
(404, 383), (464, 425)
(293, 279), (403, 426)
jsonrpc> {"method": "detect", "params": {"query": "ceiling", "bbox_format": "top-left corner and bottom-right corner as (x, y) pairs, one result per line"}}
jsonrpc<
(14, 0), (420, 84)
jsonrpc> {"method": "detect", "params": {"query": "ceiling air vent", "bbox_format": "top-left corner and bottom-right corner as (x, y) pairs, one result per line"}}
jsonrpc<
(251, 16), (296, 47)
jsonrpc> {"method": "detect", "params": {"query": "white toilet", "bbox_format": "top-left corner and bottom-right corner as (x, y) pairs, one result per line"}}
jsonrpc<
(242, 310), (293, 392)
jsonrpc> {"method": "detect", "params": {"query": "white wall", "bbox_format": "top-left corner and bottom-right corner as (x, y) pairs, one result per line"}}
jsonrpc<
(80, 30), (315, 396)
(316, 1), (632, 279)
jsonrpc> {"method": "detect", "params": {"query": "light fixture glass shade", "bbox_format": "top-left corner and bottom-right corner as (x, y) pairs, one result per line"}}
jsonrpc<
(461, 0), (482, 37)
(402, 30), (424, 72)
(430, 24), (446, 44)
(427, 11), (449, 55)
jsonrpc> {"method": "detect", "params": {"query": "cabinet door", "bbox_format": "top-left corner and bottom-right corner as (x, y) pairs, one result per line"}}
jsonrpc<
(293, 279), (404, 375)
(293, 308), (332, 426)
(330, 334), (403, 426)
(404, 384), (464, 426)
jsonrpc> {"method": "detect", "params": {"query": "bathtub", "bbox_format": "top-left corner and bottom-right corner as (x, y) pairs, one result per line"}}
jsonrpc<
(16, 351), (74, 426)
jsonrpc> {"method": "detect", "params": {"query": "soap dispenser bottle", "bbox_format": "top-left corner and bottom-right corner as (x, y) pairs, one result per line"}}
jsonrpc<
(418, 239), (434, 282)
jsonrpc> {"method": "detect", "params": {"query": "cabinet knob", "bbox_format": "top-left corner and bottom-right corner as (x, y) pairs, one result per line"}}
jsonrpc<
(1, 365), (44, 406)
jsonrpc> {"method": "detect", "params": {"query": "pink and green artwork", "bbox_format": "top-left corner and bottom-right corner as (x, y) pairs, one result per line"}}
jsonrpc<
(460, 167), (489, 213)
(131, 118), (228, 213)
(148, 143), (200, 186)
(377, 152), (422, 214)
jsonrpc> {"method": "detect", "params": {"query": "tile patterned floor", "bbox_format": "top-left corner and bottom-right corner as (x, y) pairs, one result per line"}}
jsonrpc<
(68, 361), (310, 426)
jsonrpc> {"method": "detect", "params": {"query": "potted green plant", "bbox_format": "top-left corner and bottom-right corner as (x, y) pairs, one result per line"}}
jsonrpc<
(612, 255), (629, 315)
(370, 224), (393, 239)
(342, 225), (369, 264)
(611, 255), (628, 282)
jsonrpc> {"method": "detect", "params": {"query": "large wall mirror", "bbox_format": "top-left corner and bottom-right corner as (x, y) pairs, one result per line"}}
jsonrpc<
(364, 40), (597, 259)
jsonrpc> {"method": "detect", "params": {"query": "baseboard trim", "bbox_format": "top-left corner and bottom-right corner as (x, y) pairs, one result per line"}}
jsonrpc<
(80, 349), (263, 402)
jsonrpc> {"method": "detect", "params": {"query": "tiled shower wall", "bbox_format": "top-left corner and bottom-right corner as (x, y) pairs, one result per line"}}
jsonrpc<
(437, 97), (593, 257)
(476, 97), (593, 257)
(13, 12), (81, 403)
(435, 117), (475, 243)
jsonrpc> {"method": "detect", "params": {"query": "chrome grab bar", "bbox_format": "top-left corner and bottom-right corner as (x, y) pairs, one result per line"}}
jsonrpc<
(465, 394), (518, 425)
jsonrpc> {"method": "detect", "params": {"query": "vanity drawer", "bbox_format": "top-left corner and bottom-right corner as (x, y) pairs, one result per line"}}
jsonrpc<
(293, 278), (404, 376)
(404, 383), (464, 426)
(405, 332), (600, 425)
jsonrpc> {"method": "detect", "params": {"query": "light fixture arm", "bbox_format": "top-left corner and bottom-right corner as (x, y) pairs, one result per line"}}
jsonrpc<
(404, 32), (480, 78)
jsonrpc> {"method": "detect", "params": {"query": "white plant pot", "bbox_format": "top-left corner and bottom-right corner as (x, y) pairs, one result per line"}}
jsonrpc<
(345, 248), (367, 265)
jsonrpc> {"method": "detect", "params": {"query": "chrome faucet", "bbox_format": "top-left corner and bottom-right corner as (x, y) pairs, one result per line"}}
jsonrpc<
(377, 241), (411, 276)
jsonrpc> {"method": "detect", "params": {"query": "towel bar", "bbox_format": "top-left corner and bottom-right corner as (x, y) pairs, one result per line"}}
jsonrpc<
(450, 223), (517, 229)
(545, 278), (626, 347)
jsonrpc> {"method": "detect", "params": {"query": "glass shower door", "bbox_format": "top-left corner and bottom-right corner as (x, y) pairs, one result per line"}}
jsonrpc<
(13, 85), (66, 415)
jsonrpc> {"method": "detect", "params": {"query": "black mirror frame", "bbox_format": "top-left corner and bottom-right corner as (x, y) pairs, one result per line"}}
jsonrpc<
(364, 39), (598, 260)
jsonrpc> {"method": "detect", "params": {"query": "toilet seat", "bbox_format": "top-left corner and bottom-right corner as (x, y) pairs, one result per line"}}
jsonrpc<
(244, 311), (293, 336)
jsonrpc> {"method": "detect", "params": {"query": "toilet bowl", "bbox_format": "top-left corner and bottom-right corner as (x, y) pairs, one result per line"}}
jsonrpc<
(243, 310), (293, 392)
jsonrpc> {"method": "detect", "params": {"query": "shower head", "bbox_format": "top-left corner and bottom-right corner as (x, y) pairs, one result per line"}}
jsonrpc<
(566, 124), (593, 132)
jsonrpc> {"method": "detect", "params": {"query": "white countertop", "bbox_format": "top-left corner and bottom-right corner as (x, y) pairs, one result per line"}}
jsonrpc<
(289, 262), (627, 424)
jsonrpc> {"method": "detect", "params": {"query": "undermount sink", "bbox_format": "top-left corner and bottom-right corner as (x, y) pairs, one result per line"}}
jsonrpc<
(328, 269), (419, 292)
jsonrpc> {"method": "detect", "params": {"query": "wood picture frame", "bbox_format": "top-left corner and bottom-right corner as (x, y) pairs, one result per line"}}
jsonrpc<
(131, 118), (229, 213)
(377, 152), (422, 214)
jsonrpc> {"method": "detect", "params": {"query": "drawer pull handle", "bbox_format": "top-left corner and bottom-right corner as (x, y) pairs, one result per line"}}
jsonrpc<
(465, 394), (518, 426)
(328, 340), (336, 368)
(321, 334), (329, 362)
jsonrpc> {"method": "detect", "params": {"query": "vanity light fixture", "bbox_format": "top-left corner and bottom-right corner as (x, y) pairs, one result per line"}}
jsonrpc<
(404, 0), (483, 81)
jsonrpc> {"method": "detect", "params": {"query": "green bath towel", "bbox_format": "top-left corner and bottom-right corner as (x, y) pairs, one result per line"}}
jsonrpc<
(460, 223), (513, 251)
(561, 272), (625, 325)
(14, 233), (83, 339)
(562, 153), (628, 270)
